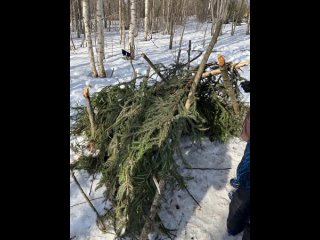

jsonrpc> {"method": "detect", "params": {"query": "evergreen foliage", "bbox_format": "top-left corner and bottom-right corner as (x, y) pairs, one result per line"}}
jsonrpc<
(70, 62), (248, 237)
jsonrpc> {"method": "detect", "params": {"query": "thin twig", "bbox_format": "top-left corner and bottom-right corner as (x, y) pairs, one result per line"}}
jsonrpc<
(184, 186), (201, 209)
(70, 196), (105, 208)
(148, 34), (159, 48)
(181, 51), (203, 68)
(130, 60), (137, 80)
(184, 167), (231, 170)
(110, 68), (114, 77)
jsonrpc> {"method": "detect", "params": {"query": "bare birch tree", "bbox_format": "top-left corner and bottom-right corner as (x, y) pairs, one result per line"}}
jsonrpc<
(96, 0), (106, 77)
(129, 0), (136, 59)
(246, 0), (250, 35)
(82, 0), (98, 77)
(231, 0), (245, 36)
(119, 0), (126, 46)
(144, 0), (149, 40)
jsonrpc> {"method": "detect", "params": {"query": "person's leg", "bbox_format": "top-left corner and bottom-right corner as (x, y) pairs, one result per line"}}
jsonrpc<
(227, 187), (250, 235)
(242, 222), (250, 240)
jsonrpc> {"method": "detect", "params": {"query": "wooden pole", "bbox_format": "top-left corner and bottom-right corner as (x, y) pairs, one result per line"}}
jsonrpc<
(141, 53), (164, 80)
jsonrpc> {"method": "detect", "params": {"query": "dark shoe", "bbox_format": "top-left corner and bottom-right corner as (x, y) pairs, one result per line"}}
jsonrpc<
(228, 189), (236, 200)
(230, 178), (240, 188)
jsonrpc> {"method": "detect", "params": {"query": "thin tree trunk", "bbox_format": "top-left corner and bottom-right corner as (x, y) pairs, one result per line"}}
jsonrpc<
(96, 0), (106, 77)
(168, 0), (175, 49)
(185, 20), (223, 110)
(210, 0), (215, 36)
(82, 0), (98, 77)
(70, 31), (76, 50)
(187, 40), (191, 70)
(150, 0), (155, 37)
(231, 21), (235, 36)
(119, 0), (123, 43)
(71, 0), (74, 33)
(126, 0), (130, 30)
(144, 0), (149, 40)
(165, 0), (171, 34)
(77, 0), (84, 35)
(231, 0), (244, 36)
(203, 22), (208, 47)
(103, 0), (107, 29)
(129, 0), (136, 59)
(73, 0), (81, 38)
(246, 12), (250, 35)
(169, 16), (174, 49)
(119, 0), (126, 48)
(162, 0), (165, 33)
(176, 24), (185, 64)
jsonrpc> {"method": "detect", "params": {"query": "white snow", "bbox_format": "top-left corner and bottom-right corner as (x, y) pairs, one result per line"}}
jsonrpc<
(70, 17), (249, 240)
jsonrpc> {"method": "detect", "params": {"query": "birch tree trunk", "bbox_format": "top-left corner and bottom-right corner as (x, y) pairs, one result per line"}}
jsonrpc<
(246, 10), (250, 35)
(121, 0), (126, 49)
(162, 0), (165, 33)
(129, 0), (136, 59)
(72, 0), (81, 38)
(71, 0), (75, 33)
(165, 0), (171, 34)
(82, 0), (98, 77)
(126, 0), (130, 30)
(210, 0), (215, 36)
(96, 0), (106, 77)
(144, 0), (149, 40)
(150, 0), (155, 37)
(77, 0), (84, 35)
(168, 12), (174, 49)
(103, 0), (107, 29)
(231, 0), (244, 36)
(119, 0), (124, 44)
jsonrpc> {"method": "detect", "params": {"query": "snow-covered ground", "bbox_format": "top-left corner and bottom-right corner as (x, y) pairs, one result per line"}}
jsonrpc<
(70, 17), (250, 240)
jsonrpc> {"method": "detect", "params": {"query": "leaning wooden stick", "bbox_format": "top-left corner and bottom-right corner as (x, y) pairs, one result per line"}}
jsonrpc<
(141, 53), (164, 80)
(187, 40), (191, 70)
(176, 25), (186, 64)
(70, 169), (106, 232)
(139, 179), (166, 239)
